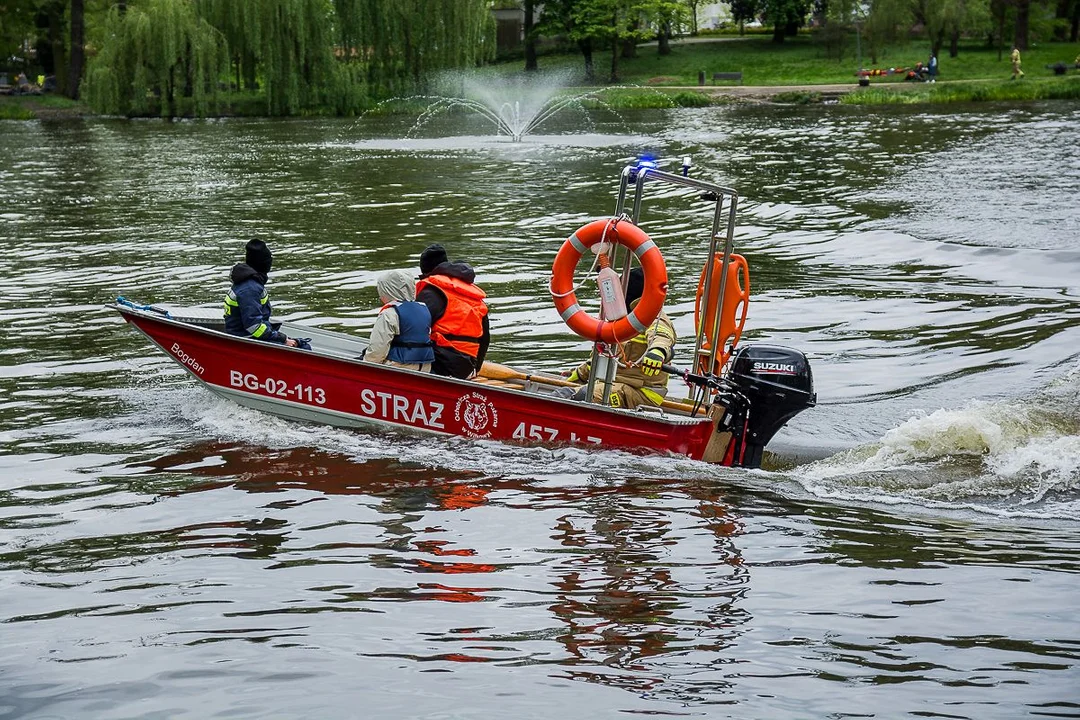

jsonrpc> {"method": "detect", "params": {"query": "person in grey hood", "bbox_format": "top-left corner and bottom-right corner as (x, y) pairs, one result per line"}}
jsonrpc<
(365, 270), (435, 371)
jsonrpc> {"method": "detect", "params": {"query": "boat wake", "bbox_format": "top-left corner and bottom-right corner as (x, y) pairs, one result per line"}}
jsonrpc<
(791, 365), (1080, 520)
(115, 380), (724, 486)
(111, 362), (1080, 521)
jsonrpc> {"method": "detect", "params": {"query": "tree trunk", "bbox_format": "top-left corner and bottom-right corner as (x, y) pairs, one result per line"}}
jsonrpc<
(118, 0), (125, 13)
(46, 3), (68, 96)
(1013, 0), (1030, 50)
(772, 23), (785, 43)
(244, 52), (258, 90)
(579, 40), (595, 82)
(622, 17), (638, 58)
(1052, 0), (1068, 38)
(610, 32), (620, 82)
(167, 65), (176, 118)
(67, 0), (84, 99)
(997, 4), (1005, 60)
(691, 6), (698, 35)
(524, 0), (537, 71)
(658, 21), (671, 55)
(1072, 0), (1080, 42)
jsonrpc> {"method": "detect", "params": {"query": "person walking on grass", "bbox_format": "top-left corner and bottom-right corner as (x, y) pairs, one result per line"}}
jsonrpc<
(1011, 46), (1025, 80)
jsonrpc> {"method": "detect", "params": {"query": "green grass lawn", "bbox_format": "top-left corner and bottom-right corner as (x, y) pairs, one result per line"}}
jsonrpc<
(0, 94), (88, 119)
(843, 75), (1080, 104)
(509, 35), (1080, 87)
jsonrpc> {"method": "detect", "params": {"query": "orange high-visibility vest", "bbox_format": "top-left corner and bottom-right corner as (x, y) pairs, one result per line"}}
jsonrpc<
(416, 274), (488, 357)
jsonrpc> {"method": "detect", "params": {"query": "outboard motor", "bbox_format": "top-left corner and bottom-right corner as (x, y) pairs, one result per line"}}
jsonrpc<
(725, 344), (816, 468)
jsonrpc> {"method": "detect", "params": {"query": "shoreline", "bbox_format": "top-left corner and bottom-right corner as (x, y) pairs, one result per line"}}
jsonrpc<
(2, 76), (1076, 120)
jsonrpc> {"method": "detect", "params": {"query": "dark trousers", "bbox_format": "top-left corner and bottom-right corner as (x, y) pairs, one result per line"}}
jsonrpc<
(431, 345), (477, 379)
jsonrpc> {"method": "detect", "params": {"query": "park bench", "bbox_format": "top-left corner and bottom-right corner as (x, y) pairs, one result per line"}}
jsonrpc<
(713, 71), (743, 84)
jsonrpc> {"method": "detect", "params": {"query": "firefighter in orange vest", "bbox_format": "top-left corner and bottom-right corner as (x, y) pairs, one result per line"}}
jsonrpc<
(415, 244), (490, 379)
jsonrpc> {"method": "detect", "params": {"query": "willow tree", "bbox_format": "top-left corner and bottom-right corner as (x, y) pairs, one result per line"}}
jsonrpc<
(907, 0), (992, 57)
(334, 0), (494, 97)
(200, 0), (338, 115)
(69, 0), (85, 98)
(82, 0), (226, 116)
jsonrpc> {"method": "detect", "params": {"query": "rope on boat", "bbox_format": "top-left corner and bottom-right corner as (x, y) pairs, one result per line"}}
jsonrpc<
(548, 214), (629, 299)
(116, 296), (172, 318)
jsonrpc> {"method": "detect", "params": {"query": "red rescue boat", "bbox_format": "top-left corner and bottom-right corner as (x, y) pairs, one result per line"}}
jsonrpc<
(115, 163), (816, 468)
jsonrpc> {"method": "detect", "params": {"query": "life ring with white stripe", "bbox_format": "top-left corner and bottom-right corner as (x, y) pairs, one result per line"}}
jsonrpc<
(550, 218), (668, 343)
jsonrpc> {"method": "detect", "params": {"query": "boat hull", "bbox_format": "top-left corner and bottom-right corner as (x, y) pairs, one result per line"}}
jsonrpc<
(118, 307), (721, 461)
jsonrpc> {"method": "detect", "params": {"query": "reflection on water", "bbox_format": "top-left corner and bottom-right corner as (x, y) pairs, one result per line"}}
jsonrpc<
(1, 105), (1078, 718)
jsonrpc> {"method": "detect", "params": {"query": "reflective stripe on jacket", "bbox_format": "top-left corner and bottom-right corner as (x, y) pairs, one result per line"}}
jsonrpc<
(415, 274), (488, 358)
(385, 301), (436, 365)
(572, 305), (676, 405)
(224, 277), (283, 343)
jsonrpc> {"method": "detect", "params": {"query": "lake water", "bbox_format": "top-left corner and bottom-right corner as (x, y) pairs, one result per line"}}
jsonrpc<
(1, 102), (1078, 719)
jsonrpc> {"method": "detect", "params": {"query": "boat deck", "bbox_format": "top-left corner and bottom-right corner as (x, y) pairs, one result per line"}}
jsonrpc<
(162, 307), (706, 419)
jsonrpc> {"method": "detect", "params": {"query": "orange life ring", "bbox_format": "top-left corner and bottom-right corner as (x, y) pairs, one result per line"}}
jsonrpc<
(550, 218), (668, 343)
(694, 253), (749, 375)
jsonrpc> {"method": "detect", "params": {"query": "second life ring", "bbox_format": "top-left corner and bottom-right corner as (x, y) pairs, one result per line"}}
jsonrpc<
(694, 253), (749, 375)
(550, 218), (668, 344)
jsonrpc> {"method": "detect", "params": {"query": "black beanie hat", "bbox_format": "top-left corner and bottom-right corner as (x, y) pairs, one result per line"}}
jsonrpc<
(245, 239), (272, 274)
(420, 244), (448, 275)
(626, 267), (645, 304)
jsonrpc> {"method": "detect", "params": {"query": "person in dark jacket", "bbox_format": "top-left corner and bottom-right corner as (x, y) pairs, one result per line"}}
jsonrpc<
(223, 239), (298, 347)
(415, 244), (490, 379)
(365, 270), (434, 372)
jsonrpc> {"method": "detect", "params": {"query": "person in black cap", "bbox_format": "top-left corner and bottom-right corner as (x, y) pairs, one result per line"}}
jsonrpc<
(419, 244), (449, 279)
(415, 244), (490, 378)
(223, 239), (299, 347)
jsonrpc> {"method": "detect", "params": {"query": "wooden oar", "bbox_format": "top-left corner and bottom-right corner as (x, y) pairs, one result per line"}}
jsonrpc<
(479, 361), (705, 416)
(480, 361), (577, 388)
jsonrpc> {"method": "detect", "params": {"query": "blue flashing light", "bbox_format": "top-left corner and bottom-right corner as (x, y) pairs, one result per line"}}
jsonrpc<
(629, 156), (659, 182)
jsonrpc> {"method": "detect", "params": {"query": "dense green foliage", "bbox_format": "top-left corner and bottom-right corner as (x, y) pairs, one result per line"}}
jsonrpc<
(83, 0), (227, 116)
(2, 0), (1078, 116)
(502, 35), (1080, 86)
(5, 0), (494, 117)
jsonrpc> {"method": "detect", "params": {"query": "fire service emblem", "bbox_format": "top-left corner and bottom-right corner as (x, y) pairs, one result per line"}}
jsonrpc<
(454, 392), (499, 438)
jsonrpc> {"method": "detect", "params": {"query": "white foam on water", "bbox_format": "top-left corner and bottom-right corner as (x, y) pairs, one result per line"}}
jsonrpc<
(334, 133), (654, 152)
(115, 381), (730, 487)
(791, 382), (1080, 520)
(113, 368), (1080, 521)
